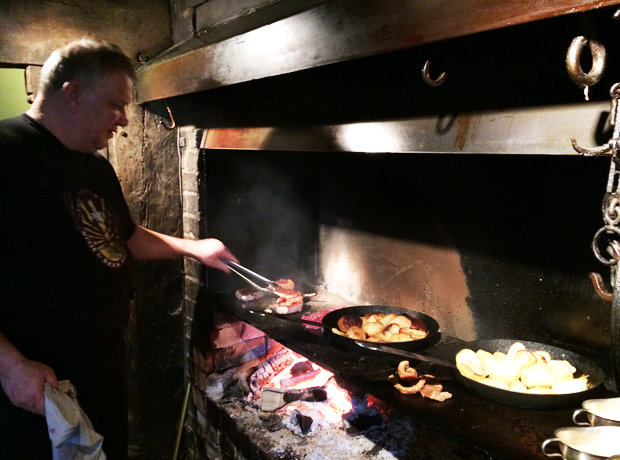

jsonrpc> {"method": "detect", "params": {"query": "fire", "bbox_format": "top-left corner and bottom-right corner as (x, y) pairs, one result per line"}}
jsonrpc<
(266, 356), (331, 389)
(319, 379), (353, 423)
(266, 356), (353, 425)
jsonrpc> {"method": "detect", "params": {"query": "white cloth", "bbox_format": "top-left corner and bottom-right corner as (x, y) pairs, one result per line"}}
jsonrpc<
(44, 380), (106, 460)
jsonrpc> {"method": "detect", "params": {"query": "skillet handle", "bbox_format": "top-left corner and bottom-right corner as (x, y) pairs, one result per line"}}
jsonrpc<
(354, 341), (456, 368)
(248, 310), (330, 329)
(541, 438), (563, 458)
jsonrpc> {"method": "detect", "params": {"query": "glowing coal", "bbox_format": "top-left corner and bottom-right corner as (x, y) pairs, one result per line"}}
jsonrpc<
(250, 354), (355, 434)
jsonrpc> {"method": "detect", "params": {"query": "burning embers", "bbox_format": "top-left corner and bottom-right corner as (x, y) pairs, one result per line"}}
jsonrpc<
(248, 348), (382, 436)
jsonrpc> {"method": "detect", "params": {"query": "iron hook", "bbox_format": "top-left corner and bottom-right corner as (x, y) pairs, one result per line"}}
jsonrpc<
(570, 136), (612, 156)
(589, 272), (613, 302)
(421, 60), (447, 87)
(157, 103), (176, 131)
(566, 36), (606, 92)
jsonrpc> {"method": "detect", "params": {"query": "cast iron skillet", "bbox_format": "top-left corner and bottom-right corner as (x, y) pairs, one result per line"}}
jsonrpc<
(252, 305), (440, 353)
(321, 305), (440, 353)
(449, 339), (606, 410)
(359, 338), (606, 409)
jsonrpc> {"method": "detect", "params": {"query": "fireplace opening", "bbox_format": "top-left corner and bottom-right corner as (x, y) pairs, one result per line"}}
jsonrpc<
(191, 332), (483, 460)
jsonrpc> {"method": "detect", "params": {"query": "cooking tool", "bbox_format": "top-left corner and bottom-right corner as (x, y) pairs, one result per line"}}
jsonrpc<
(573, 398), (620, 427)
(260, 387), (327, 411)
(541, 426), (620, 459)
(221, 258), (279, 292)
(250, 305), (441, 353)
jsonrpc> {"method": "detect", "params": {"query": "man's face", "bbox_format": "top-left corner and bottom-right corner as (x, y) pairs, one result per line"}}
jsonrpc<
(76, 71), (133, 152)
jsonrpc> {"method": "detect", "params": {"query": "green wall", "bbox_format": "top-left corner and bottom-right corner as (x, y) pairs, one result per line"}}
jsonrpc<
(0, 68), (30, 120)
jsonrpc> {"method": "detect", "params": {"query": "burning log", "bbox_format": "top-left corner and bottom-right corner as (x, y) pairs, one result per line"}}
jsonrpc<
(261, 387), (328, 411)
(290, 361), (313, 377)
(249, 349), (297, 394)
(279, 368), (321, 389)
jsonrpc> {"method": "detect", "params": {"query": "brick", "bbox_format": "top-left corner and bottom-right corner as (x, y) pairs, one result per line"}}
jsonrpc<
(204, 440), (220, 460)
(192, 384), (207, 415)
(203, 414), (220, 445)
(184, 257), (202, 278)
(194, 364), (207, 392)
(199, 337), (267, 373)
(182, 171), (198, 193)
(184, 297), (196, 320)
(182, 148), (199, 173)
(183, 191), (199, 214)
(195, 408), (208, 431)
(220, 435), (236, 459)
(205, 397), (221, 429)
(212, 310), (245, 330)
(193, 346), (207, 373)
(209, 322), (265, 349)
(184, 277), (201, 301)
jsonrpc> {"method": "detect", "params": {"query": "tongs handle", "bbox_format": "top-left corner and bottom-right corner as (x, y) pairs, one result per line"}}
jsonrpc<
(221, 258), (278, 291)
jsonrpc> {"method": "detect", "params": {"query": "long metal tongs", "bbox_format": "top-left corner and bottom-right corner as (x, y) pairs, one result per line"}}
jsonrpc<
(220, 258), (279, 293)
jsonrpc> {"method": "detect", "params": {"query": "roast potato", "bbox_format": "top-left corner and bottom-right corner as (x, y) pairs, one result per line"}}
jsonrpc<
(336, 311), (429, 342)
(456, 342), (587, 395)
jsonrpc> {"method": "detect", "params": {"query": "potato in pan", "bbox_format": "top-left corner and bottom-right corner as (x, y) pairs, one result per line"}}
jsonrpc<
(332, 312), (429, 343)
(456, 342), (589, 395)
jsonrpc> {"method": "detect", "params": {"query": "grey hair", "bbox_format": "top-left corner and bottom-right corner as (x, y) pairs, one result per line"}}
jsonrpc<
(38, 38), (136, 95)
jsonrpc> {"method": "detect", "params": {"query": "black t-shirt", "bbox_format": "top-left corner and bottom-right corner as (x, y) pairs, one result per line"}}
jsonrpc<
(0, 114), (136, 355)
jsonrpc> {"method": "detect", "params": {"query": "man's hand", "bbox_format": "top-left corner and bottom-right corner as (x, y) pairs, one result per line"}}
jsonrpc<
(128, 226), (238, 272)
(187, 238), (238, 273)
(0, 358), (57, 416)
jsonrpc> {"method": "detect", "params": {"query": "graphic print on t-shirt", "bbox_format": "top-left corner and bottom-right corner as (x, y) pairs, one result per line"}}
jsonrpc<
(72, 188), (128, 268)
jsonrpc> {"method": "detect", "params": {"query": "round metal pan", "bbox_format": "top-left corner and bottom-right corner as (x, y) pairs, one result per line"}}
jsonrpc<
(450, 339), (606, 410)
(321, 305), (441, 354)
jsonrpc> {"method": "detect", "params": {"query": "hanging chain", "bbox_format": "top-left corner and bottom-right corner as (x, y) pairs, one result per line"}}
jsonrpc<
(573, 84), (620, 298)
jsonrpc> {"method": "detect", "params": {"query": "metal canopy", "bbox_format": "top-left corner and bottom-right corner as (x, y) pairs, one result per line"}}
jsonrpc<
(136, 0), (620, 103)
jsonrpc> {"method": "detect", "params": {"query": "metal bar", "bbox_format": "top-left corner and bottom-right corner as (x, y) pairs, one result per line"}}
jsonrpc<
(172, 382), (192, 460)
(202, 102), (611, 155)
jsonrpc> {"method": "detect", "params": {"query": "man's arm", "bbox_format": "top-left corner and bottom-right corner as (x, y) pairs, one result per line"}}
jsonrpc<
(127, 226), (238, 272)
(0, 331), (57, 416)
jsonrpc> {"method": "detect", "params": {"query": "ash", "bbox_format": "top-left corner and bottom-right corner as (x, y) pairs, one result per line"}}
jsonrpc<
(205, 373), (419, 459)
(201, 353), (476, 459)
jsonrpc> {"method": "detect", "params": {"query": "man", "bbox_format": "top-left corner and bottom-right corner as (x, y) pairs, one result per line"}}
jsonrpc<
(0, 39), (237, 459)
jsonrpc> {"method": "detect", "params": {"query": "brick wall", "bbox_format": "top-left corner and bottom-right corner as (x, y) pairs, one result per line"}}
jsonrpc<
(180, 127), (271, 459)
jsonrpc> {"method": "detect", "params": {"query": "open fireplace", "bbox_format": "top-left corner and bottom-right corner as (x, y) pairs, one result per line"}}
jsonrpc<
(178, 140), (617, 460)
(191, 328), (483, 460)
(133, 3), (620, 459)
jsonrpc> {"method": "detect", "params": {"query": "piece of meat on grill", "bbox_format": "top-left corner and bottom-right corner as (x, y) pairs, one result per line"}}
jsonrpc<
(273, 287), (304, 314)
(235, 288), (264, 301)
(391, 361), (452, 402)
(275, 279), (295, 289)
(419, 376), (452, 402)
(273, 287), (303, 299)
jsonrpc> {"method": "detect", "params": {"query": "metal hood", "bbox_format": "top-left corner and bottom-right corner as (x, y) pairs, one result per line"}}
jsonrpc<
(136, 0), (620, 103)
(136, 0), (620, 155)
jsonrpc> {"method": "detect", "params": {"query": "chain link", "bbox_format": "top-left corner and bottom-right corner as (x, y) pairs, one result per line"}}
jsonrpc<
(587, 84), (620, 293)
